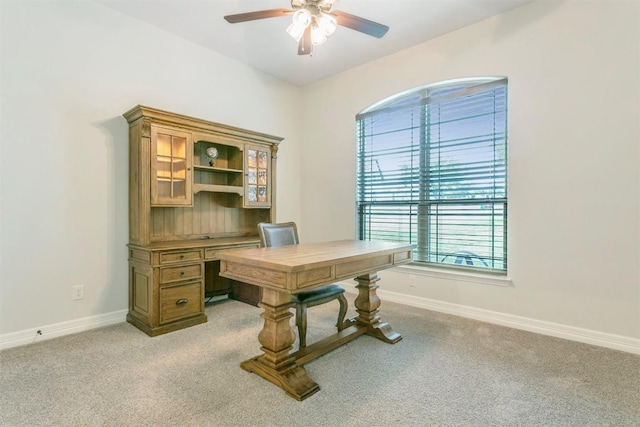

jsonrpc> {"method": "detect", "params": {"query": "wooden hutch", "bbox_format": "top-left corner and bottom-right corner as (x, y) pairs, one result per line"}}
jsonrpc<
(123, 105), (282, 336)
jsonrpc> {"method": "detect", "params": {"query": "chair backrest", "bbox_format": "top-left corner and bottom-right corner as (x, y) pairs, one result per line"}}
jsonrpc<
(257, 222), (299, 248)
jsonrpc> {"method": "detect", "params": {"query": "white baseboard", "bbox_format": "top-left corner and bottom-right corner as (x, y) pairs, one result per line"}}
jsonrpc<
(0, 310), (128, 351)
(3, 289), (639, 356)
(341, 282), (640, 355)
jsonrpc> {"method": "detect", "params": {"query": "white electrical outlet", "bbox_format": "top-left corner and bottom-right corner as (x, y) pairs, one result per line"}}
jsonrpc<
(409, 275), (416, 287)
(72, 285), (84, 300)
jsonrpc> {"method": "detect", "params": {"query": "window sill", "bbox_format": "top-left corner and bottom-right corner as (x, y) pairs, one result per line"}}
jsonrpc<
(392, 264), (513, 287)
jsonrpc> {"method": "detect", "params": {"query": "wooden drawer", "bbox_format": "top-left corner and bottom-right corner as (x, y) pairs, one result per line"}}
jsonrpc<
(159, 281), (203, 325)
(159, 250), (202, 265)
(159, 263), (202, 284)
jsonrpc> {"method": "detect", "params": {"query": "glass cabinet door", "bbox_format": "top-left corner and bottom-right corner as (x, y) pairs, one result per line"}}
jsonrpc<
(151, 126), (192, 206)
(244, 145), (271, 207)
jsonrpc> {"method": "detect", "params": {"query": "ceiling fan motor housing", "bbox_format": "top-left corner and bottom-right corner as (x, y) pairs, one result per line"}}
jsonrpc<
(291, 0), (334, 14)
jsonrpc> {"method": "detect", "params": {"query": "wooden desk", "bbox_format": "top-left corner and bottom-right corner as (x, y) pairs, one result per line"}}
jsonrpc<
(217, 239), (414, 400)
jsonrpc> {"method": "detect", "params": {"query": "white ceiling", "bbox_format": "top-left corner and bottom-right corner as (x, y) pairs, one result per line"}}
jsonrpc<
(98, 0), (533, 86)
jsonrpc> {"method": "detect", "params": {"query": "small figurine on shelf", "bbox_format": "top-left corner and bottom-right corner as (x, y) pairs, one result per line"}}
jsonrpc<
(205, 147), (218, 166)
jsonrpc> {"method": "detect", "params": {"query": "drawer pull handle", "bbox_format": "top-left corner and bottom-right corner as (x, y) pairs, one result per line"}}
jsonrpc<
(176, 298), (189, 306)
(180, 271), (185, 275)
(180, 255), (184, 259)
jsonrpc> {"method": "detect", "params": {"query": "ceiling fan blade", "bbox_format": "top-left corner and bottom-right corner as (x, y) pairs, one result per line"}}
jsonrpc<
(331, 10), (389, 38)
(224, 8), (292, 24)
(298, 26), (312, 55)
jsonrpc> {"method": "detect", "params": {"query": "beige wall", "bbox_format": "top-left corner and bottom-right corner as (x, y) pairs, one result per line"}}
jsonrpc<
(300, 0), (640, 341)
(0, 0), (302, 335)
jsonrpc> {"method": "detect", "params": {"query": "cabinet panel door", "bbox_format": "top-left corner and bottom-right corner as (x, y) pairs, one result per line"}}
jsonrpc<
(129, 261), (152, 319)
(244, 145), (271, 208)
(151, 125), (193, 206)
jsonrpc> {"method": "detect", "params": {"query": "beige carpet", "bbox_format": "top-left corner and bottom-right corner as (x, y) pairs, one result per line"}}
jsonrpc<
(1, 295), (639, 426)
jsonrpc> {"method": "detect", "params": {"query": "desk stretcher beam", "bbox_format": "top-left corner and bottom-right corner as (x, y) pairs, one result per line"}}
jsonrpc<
(291, 324), (369, 366)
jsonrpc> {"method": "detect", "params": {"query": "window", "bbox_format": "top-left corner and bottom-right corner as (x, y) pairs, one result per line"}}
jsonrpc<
(356, 78), (508, 273)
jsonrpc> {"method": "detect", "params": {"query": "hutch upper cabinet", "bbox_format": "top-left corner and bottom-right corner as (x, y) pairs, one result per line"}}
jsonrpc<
(151, 125), (193, 206)
(244, 145), (272, 207)
(123, 105), (282, 336)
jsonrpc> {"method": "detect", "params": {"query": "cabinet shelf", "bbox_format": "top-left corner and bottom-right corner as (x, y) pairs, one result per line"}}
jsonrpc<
(193, 183), (243, 196)
(157, 177), (186, 182)
(157, 157), (186, 163)
(193, 164), (243, 174)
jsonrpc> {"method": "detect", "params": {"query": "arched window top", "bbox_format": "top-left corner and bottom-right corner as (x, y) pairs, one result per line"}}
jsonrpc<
(358, 76), (507, 119)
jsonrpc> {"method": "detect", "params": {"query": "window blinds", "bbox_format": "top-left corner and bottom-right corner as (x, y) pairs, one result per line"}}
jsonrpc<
(356, 79), (508, 272)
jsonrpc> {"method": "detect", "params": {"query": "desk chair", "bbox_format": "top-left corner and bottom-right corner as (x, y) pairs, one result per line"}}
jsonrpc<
(257, 222), (348, 348)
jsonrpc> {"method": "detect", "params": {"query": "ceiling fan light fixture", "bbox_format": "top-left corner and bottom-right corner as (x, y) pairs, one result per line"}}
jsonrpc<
(292, 8), (312, 26)
(286, 21), (307, 41)
(286, 9), (312, 41)
(317, 13), (337, 36)
(310, 24), (328, 45)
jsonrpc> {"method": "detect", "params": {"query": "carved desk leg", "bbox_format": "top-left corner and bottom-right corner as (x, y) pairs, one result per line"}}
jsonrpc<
(354, 273), (402, 344)
(240, 288), (320, 400)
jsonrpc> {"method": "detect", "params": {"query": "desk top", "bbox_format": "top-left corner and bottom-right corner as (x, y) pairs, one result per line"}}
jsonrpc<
(135, 236), (260, 251)
(217, 240), (413, 272)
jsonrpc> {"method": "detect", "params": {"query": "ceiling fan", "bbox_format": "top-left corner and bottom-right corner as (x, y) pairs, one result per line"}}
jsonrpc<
(224, 0), (389, 56)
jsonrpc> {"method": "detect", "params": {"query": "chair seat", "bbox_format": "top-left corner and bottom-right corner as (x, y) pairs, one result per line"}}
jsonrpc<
(294, 284), (345, 304)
